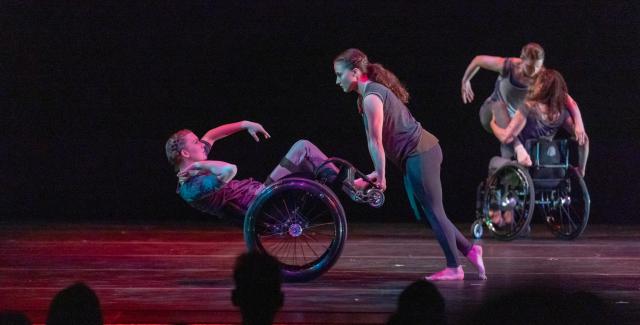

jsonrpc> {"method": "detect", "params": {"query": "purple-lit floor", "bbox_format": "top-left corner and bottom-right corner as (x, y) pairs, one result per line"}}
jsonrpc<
(1, 222), (639, 324)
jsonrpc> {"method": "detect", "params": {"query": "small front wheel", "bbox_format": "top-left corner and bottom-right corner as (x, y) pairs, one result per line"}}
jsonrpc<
(365, 188), (385, 208)
(471, 219), (484, 239)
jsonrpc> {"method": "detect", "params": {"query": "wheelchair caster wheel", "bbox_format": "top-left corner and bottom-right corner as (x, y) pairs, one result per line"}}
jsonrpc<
(366, 188), (385, 208)
(471, 219), (484, 239)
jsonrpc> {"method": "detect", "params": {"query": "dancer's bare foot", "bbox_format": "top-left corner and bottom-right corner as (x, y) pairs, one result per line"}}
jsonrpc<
(503, 209), (514, 225)
(490, 209), (503, 226)
(466, 245), (487, 280)
(425, 266), (464, 281)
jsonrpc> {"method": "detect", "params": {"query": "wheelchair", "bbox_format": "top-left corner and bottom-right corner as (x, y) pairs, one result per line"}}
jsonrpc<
(240, 158), (384, 282)
(471, 138), (590, 241)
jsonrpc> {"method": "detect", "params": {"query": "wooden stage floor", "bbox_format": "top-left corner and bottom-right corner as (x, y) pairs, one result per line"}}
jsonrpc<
(1, 221), (639, 324)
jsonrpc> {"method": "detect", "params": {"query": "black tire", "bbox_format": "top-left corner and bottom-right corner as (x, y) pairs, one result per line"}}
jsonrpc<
(483, 163), (535, 241)
(244, 178), (347, 282)
(543, 168), (590, 240)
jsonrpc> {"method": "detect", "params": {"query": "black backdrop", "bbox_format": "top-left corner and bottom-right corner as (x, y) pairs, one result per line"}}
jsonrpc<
(3, 1), (639, 224)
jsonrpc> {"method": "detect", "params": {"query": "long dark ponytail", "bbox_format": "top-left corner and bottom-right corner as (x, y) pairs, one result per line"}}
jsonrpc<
(334, 48), (410, 104)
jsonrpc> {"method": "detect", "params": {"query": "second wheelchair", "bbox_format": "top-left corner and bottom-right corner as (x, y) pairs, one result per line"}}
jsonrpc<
(471, 138), (590, 241)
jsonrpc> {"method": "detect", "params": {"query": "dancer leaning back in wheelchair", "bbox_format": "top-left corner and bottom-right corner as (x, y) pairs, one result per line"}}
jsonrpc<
(164, 121), (383, 220)
(477, 69), (590, 240)
(165, 121), (387, 282)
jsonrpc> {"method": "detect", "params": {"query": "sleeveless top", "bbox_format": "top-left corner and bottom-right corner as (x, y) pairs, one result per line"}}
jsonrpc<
(517, 103), (570, 143)
(360, 82), (439, 168)
(492, 58), (530, 117)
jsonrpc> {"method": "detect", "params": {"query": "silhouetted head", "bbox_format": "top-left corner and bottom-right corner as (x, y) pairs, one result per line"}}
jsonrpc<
(46, 282), (103, 325)
(232, 252), (283, 325)
(464, 286), (612, 325)
(0, 311), (32, 325)
(387, 280), (446, 325)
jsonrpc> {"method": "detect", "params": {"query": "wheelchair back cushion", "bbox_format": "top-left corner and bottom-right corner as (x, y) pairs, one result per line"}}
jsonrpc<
(526, 138), (568, 168)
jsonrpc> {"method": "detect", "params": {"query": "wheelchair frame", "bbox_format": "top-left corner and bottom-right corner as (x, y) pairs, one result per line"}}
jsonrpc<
(241, 158), (384, 282)
(472, 138), (590, 241)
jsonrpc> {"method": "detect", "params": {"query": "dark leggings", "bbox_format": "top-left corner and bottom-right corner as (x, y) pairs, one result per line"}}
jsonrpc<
(264, 140), (338, 185)
(403, 144), (472, 267)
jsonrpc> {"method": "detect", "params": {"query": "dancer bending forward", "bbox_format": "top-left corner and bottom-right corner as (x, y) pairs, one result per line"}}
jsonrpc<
(333, 48), (486, 281)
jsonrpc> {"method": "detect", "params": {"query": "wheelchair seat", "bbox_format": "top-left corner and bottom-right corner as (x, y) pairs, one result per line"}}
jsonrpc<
(526, 138), (569, 189)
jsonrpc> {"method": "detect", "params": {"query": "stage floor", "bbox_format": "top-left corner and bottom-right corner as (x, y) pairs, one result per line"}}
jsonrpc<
(1, 221), (639, 324)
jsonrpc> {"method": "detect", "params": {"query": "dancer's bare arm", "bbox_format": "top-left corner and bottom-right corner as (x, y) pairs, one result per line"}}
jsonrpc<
(178, 160), (238, 184)
(565, 95), (587, 145)
(563, 115), (589, 176)
(461, 55), (507, 103)
(362, 94), (387, 191)
(201, 121), (271, 144)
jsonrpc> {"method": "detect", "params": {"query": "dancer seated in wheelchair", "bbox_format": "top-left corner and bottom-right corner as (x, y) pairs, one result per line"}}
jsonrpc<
(165, 121), (341, 219)
(461, 43), (588, 162)
(488, 69), (590, 225)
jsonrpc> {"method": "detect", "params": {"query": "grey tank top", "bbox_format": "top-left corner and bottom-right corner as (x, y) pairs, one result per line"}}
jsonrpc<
(360, 82), (438, 168)
(493, 58), (530, 117)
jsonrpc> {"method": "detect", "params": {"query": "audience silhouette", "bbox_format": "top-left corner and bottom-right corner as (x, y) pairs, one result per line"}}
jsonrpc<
(46, 282), (103, 325)
(463, 286), (612, 325)
(232, 252), (284, 325)
(0, 311), (32, 325)
(387, 279), (447, 325)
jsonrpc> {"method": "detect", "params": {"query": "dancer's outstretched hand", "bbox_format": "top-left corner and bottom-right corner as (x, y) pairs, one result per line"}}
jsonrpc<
(461, 80), (475, 103)
(245, 121), (271, 142)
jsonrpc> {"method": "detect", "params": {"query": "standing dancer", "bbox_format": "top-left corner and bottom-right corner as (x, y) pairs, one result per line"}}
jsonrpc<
(461, 43), (587, 165)
(333, 48), (486, 280)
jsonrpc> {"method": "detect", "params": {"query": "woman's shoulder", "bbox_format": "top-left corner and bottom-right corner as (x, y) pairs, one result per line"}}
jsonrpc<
(366, 81), (389, 92)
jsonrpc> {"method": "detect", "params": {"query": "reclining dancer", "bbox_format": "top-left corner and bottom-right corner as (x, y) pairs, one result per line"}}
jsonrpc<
(165, 121), (339, 218)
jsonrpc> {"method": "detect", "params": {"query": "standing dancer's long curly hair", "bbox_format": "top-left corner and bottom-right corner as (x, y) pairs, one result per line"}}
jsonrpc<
(334, 48), (410, 106)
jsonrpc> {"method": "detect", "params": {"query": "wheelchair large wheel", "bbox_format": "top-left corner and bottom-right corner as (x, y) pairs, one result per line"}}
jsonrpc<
(542, 167), (590, 240)
(244, 177), (347, 282)
(483, 163), (535, 241)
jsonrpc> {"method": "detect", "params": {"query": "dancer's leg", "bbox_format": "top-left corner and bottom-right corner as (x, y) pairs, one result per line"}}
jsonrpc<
(265, 140), (338, 185)
(405, 145), (485, 280)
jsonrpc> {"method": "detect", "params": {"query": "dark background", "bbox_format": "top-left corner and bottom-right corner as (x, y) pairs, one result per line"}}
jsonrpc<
(2, 1), (639, 225)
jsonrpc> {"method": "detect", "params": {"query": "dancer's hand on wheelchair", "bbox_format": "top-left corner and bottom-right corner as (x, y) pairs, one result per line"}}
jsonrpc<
(354, 171), (385, 191)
